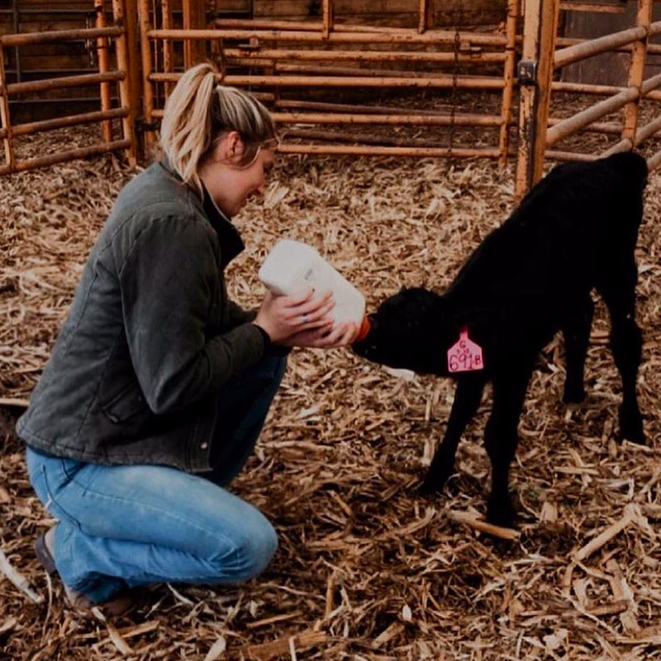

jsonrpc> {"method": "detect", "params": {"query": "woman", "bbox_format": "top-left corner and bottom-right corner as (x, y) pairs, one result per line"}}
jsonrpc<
(17, 63), (356, 614)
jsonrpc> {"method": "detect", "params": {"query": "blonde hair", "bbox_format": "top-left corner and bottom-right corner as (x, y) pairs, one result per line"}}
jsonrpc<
(160, 62), (277, 193)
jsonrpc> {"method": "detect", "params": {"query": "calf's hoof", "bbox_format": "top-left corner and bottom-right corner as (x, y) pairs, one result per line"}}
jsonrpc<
(419, 478), (442, 496)
(486, 499), (516, 529)
(419, 465), (455, 496)
(619, 407), (645, 445)
(620, 420), (646, 445)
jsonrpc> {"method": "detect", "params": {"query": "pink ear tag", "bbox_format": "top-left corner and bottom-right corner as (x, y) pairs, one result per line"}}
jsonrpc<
(447, 328), (484, 373)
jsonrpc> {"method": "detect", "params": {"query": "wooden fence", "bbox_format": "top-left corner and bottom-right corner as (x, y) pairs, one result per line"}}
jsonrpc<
(0, 0), (136, 175)
(141, 0), (519, 167)
(2, 0), (661, 198)
(518, 0), (661, 196)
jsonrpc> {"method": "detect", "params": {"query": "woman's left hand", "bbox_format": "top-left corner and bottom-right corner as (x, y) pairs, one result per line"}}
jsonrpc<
(280, 321), (357, 349)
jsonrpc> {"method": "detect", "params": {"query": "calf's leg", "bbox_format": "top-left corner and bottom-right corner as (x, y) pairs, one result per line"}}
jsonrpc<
(562, 294), (595, 404)
(421, 375), (486, 495)
(484, 371), (530, 527)
(597, 260), (645, 443)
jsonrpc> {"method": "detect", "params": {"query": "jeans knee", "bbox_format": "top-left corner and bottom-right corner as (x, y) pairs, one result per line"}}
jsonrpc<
(239, 521), (278, 579)
(211, 513), (278, 582)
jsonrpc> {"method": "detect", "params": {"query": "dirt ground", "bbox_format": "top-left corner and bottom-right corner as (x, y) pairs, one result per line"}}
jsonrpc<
(1, 128), (661, 660)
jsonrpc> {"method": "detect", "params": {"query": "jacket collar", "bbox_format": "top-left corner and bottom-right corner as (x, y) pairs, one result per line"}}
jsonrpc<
(158, 157), (245, 270)
(201, 184), (245, 270)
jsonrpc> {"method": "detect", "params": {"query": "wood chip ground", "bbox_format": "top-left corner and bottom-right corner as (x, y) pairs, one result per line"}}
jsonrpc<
(1, 121), (661, 660)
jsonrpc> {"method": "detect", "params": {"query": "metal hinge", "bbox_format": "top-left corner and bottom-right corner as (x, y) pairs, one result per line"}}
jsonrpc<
(517, 60), (538, 86)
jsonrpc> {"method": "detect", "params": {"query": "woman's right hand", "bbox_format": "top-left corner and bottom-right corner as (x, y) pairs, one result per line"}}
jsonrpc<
(254, 288), (335, 344)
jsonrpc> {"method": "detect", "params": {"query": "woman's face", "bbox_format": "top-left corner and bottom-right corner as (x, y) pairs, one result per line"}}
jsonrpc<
(199, 131), (275, 218)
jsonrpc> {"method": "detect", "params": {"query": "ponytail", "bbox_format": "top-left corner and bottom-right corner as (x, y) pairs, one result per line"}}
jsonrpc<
(160, 62), (276, 193)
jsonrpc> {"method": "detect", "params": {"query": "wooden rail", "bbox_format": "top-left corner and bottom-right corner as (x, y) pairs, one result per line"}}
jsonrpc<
(220, 49), (507, 64)
(149, 28), (510, 48)
(0, 27), (123, 47)
(3, 71), (125, 96)
(554, 26), (648, 68)
(277, 145), (502, 158)
(546, 87), (639, 146)
(269, 112), (504, 127)
(548, 71), (661, 146)
(559, 2), (627, 13)
(0, 140), (131, 175)
(0, 108), (129, 139)
(149, 71), (506, 90)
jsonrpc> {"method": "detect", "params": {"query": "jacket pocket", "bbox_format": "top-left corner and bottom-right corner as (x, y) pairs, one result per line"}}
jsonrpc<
(101, 382), (147, 423)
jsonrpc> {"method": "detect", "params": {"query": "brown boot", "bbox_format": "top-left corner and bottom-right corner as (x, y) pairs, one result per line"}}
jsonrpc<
(35, 526), (136, 616)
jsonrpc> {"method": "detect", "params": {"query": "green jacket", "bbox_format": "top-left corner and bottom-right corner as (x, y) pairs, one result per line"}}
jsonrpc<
(17, 159), (268, 471)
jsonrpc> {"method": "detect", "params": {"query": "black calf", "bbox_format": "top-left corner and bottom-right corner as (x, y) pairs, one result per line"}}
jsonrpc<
(353, 152), (648, 527)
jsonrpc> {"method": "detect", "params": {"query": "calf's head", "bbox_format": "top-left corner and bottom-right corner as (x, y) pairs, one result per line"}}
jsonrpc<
(353, 287), (448, 374)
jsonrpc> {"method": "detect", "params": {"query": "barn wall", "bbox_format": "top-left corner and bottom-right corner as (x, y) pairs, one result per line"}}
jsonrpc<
(247, 0), (506, 27)
(562, 2), (661, 86)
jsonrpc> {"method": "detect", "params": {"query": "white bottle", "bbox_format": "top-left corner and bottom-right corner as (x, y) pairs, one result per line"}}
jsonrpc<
(258, 239), (370, 340)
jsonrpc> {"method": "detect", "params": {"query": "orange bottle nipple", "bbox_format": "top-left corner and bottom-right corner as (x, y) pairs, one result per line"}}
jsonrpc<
(353, 316), (371, 343)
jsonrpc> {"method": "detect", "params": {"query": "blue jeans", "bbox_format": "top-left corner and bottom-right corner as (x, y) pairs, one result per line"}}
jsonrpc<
(26, 354), (287, 604)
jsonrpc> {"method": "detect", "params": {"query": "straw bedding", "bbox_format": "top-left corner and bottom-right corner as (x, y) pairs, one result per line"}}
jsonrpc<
(1, 126), (661, 661)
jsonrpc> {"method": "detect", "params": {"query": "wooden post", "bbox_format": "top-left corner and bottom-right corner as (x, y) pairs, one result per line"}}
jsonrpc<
(322, 0), (334, 39)
(138, 0), (156, 154)
(183, 0), (207, 67)
(623, 0), (652, 145)
(0, 40), (15, 171)
(95, 0), (113, 143)
(209, 0), (223, 79)
(162, 0), (174, 96)
(418, 0), (432, 34)
(124, 0), (142, 140)
(499, 0), (519, 168)
(112, 0), (137, 166)
(515, 0), (560, 200)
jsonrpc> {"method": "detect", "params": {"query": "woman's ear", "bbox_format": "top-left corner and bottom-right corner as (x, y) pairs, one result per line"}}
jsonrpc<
(225, 131), (245, 161)
(210, 131), (244, 163)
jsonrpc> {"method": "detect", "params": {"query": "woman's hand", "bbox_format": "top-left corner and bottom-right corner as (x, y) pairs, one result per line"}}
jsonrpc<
(254, 288), (335, 344)
(281, 321), (358, 349)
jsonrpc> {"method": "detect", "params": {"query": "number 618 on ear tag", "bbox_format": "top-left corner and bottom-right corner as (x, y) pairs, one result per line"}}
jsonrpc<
(447, 329), (484, 373)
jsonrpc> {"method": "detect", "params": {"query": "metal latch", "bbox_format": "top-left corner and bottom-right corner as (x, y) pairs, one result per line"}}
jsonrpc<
(517, 60), (538, 86)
